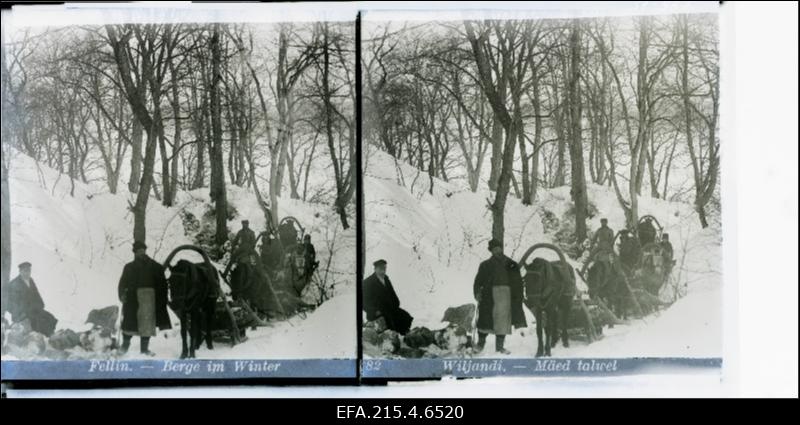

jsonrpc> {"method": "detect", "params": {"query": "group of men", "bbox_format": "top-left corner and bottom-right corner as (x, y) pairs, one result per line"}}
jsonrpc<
(230, 219), (318, 280)
(2, 216), (320, 358)
(362, 238), (527, 355)
(586, 216), (674, 276)
(1, 240), (172, 356)
(363, 217), (676, 355)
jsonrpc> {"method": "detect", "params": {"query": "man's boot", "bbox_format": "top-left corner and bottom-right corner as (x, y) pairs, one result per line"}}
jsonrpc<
(496, 335), (510, 355)
(140, 337), (154, 356)
(473, 332), (487, 354)
(119, 335), (131, 354)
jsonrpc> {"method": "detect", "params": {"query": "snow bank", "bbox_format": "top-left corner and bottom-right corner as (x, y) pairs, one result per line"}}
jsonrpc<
(364, 148), (722, 358)
(6, 150), (355, 359)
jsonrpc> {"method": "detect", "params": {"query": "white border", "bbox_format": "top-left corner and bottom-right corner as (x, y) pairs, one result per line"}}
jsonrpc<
(4, 1), (799, 398)
(362, 1), (718, 22)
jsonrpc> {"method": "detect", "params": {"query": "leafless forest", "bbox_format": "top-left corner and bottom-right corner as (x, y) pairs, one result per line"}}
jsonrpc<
(363, 15), (719, 243)
(1, 21), (356, 285)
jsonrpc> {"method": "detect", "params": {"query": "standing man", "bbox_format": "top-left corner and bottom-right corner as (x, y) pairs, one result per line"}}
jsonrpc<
(302, 234), (318, 278)
(231, 219), (257, 261)
(582, 218), (615, 274)
(473, 239), (527, 354)
(591, 218), (615, 259)
(660, 233), (675, 274)
(6, 262), (57, 336)
(117, 241), (171, 356)
(363, 259), (413, 334)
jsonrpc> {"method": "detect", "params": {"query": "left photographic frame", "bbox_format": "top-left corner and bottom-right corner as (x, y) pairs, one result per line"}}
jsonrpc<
(0, 3), (358, 380)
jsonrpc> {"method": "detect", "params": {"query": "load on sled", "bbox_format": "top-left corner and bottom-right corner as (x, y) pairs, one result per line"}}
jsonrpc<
(223, 215), (317, 323)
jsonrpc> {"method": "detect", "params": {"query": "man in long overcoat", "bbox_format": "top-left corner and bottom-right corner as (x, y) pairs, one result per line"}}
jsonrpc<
(473, 239), (527, 354)
(231, 220), (257, 261)
(6, 262), (57, 336)
(363, 259), (413, 334)
(118, 241), (171, 355)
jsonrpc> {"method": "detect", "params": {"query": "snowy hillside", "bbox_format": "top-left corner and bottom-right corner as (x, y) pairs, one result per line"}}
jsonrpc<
(5, 150), (356, 359)
(364, 148), (722, 358)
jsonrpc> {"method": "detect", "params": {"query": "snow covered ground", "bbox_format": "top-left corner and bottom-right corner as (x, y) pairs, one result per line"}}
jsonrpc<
(5, 150), (356, 359)
(364, 148), (722, 358)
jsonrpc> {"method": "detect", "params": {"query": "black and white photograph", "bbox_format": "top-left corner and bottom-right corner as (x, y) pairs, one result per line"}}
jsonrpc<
(361, 8), (723, 367)
(0, 4), (357, 377)
(0, 0), (796, 399)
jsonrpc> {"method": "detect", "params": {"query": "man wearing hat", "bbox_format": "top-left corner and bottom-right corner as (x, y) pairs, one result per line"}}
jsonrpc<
(363, 259), (413, 334)
(117, 241), (171, 355)
(6, 261), (57, 336)
(591, 218), (615, 259)
(473, 239), (527, 354)
(231, 219), (257, 261)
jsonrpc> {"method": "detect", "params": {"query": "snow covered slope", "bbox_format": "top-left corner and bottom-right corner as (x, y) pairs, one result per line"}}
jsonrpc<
(364, 148), (722, 358)
(6, 150), (355, 359)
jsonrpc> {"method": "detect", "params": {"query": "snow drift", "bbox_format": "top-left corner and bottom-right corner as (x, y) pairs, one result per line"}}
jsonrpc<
(5, 150), (356, 359)
(363, 148), (722, 358)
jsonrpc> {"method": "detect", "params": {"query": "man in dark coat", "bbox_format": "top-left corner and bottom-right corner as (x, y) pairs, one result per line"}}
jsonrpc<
(363, 259), (413, 334)
(117, 241), (171, 355)
(6, 262), (58, 336)
(581, 218), (615, 275)
(231, 220), (256, 260)
(591, 218), (615, 260)
(660, 233), (675, 274)
(473, 239), (527, 354)
(302, 234), (318, 278)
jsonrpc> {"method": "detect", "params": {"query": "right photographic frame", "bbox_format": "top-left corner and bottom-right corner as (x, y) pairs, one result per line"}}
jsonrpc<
(360, 5), (722, 379)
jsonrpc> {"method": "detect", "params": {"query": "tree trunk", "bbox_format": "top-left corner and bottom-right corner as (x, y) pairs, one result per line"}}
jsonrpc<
(133, 129), (158, 242)
(1, 160), (10, 313)
(531, 75), (542, 200)
(488, 111), (503, 191)
(128, 117), (143, 193)
(567, 19), (588, 242)
(210, 24), (228, 247)
(518, 119), (531, 205)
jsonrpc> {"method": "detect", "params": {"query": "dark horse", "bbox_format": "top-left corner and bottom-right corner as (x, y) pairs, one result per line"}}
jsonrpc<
(586, 254), (630, 320)
(164, 245), (219, 359)
(520, 244), (576, 357)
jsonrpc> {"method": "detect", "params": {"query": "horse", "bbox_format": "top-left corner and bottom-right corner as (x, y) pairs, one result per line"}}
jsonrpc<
(586, 252), (630, 319)
(520, 243), (576, 357)
(164, 245), (219, 359)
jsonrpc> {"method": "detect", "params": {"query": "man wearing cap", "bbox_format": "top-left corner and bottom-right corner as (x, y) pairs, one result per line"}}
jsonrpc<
(6, 262), (58, 336)
(231, 219), (257, 261)
(363, 259), (413, 334)
(117, 241), (171, 355)
(473, 239), (527, 354)
(590, 218), (615, 260)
